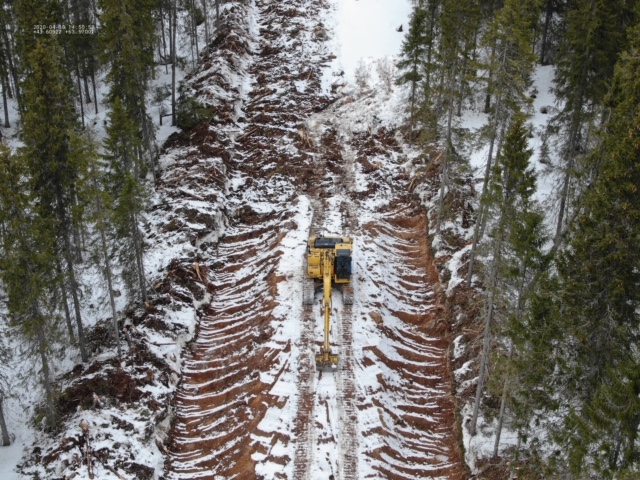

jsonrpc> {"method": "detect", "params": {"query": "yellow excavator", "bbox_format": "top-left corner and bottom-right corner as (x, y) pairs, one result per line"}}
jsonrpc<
(303, 235), (353, 371)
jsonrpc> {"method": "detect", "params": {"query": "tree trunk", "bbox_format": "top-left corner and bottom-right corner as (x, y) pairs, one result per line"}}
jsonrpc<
(159, 2), (169, 74)
(171, 0), (177, 126)
(484, 44), (497, 114)
(216, 0), (220, 23)
(131, 212), (147, 303)
(100, 225), (122, 359)
(554, 162), (572, 246)
(35, 315), (56, 430)
(192, 0), (200, 57)
(456, 54), (468, 117)
(83, 72), (92, 105)
(76, 67), (85, 129)
(1, 23), (21, 111)
(539, 0), (553, 65)
(436, 100), (455, 233)
(470, 222), (504, 436)
(493, 342), (514, 457)
(91, 69), (98, 114)
(56, 256), (76, 344)
(466, 97), (501, 286)
(0, 394), (10, 446)
(478, 121), (507, 241)
(1, 72), (9, 128)
(62, 234), (88, 362)
(201, 0), (210, 48)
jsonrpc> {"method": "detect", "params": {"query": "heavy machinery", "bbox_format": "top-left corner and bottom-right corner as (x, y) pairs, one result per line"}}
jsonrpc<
(303, 235), (353, 371)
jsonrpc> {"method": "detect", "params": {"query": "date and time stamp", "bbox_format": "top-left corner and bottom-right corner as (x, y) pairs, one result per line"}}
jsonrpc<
(33, 24), (96, 35)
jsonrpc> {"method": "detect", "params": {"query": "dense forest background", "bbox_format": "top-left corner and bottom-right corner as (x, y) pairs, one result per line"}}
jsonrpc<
(0, 0), (216, 447)
(0, 0), (639, 478)
(395, 0), (640, 477)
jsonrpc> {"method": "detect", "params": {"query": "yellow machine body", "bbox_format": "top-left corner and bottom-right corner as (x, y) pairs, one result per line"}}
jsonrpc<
(305, 236), (353, 371)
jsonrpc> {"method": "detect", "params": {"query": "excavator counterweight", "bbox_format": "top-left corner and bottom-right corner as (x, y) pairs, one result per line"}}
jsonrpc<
(304, 235), (353, 371)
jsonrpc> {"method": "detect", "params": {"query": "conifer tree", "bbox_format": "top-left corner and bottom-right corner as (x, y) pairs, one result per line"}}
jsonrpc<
(0, 145), (61, 431)
(538, 0), (567, 65)
(432, 0), (481, 232)
(469, 114), (541, 436)
(99, 0), (157, 173)
(0, 1), (21, 117)
(86, 163), (123, 358)
(550, 0), (635, 245)
(103, 97), (148, 303)
(20, 35), (90, 362)
(545, 15), (640, 474)
(512, 12), (640, 475)
(466, 0), (538, 285)
(396, 4), (430, 131)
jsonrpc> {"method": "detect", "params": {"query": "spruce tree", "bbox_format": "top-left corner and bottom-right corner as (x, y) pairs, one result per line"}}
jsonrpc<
(99, 0), (157, 173)
(20, 36), (90, 362)
(557, 16), (640, 474)
(432, 0), (481, 232)
(466, 0), (538, 286)
(396, 4), (430, 131)
(518, 12), (640, 475)
(0, 145), (61, 431)
(550, 0), (635, 245)
(469, 114), (540, 436)
(103, 97), (148, 303)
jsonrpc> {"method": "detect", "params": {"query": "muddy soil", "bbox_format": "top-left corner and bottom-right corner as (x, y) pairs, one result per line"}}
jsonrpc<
(161, 0), (469, 479)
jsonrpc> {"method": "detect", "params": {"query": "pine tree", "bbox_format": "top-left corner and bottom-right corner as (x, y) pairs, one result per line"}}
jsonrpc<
(518, 12), (640, 475)
(550, 0), (635, 245)
(103, 97), (148, 303)
(0, 0), (21, 117)
(0, 145), (61, 431)
(19, 36), (91, 362)
(99, 0), (157, 173)
(466, 0), (538, 286)
(432, 0), (481, 232)
(396, 4), (430, 131)
(538, 0), (567, 65)
(491, 160), (548, 456)
(86, 163), (123, 359)
(469, 114), (541, 435)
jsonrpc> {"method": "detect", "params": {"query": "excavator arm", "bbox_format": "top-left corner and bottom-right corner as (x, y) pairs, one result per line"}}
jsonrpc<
(316, 250), (339, 371)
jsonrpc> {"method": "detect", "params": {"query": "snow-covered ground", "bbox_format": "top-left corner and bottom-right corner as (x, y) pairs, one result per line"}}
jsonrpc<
(1, 0), (564, 477)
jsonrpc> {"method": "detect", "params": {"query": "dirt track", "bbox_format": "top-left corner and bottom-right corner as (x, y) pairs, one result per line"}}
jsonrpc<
(162, 0), (467, 478)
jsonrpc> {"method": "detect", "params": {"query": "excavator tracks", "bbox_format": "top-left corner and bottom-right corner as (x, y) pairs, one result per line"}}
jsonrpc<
(162, 0), (467, 477)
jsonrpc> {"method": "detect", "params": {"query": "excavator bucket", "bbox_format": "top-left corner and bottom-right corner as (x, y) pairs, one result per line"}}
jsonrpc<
(316, 349), (339, 371)
(316, 354), (338, 372)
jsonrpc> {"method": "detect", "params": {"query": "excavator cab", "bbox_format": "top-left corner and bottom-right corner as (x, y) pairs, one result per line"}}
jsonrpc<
(303, 235), (353, 371)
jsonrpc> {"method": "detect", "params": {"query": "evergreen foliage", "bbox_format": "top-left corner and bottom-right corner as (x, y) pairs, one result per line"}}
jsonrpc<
(19, 35), (91, 363)
(103, 97), (148, 303)
(0, 145), (61, 431)
(99, 0), (157, 169)
(514, 12), (640, 475)
(396, 4), (430, 129)
(549, 0), (636, 242)
(176, 95), (214, 131)
(470, 114), (548, 437)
